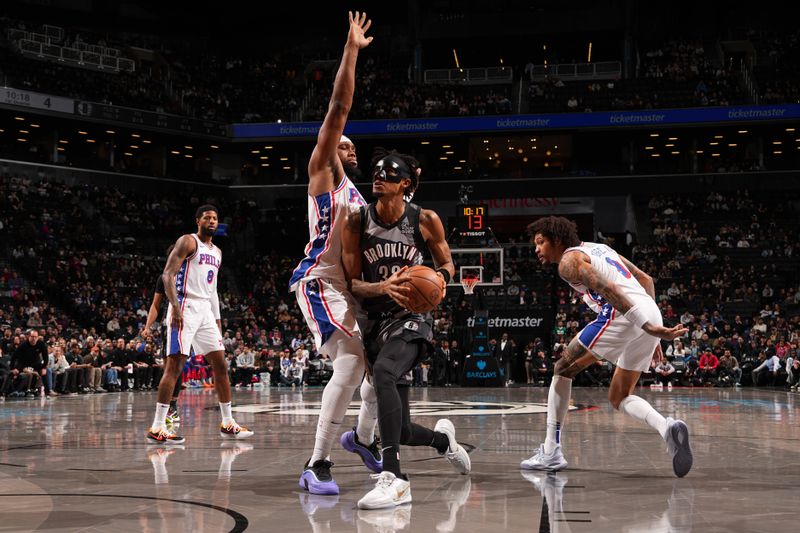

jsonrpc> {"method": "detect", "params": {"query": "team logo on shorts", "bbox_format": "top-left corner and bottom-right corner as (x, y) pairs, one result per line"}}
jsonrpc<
(232, 400), (590, 417)
(404, 321), (419, 331)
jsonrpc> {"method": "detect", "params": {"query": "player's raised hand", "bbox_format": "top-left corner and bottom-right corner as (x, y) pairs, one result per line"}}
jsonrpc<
(347, 10), (373, 49)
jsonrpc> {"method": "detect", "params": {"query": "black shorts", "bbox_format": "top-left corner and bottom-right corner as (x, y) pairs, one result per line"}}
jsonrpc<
(364, 313), (433, 368)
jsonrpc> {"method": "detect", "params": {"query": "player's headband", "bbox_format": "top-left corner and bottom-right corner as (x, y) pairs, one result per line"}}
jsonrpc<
(372, 155), (411, 183)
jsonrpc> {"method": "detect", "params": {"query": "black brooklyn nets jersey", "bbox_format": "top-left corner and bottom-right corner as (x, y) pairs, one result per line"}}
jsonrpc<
(359, 201), (428, 315)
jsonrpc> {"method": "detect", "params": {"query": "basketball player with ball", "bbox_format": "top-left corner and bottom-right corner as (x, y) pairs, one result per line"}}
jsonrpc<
(342, 148), (471, 510)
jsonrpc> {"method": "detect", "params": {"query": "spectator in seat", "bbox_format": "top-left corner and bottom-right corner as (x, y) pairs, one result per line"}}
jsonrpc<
(717, 349), (741, 387)
(11, 329), (47, 396)
(698, 350), (719, 385)
(655, 360), (676, 387)
(235, 345), (256, 387)
(752, 351), (780, 386)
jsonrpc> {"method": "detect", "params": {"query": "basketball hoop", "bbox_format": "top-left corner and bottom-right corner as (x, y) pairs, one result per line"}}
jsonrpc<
(461, 276), (479, 295)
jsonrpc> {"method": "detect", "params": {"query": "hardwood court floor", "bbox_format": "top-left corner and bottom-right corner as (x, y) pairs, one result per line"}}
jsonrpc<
(1, 384), (798, 532)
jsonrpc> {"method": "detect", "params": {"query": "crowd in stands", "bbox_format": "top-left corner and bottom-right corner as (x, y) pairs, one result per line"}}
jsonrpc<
(528, 39), (747, 114)
(2, 169), (799, 397)
(5, 16), (798, 125)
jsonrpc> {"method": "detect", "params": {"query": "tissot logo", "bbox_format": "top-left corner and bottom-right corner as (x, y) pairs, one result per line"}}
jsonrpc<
(466, 316), (544, 328)
(232, 400), (584, 417)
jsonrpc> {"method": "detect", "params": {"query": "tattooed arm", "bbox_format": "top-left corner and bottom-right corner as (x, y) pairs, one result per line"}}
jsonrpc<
(558, 253), (635, 313)
(619, 255), (655, 300)
(558, 253), (686, 341)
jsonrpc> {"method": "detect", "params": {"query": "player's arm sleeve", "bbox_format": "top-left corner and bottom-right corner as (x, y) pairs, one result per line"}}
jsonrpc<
(210, 291), (221, 320)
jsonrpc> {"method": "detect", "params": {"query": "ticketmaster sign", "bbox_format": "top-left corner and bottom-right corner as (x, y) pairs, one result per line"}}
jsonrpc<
(467, 310), (552, 344)
(232, 104), (800, 139)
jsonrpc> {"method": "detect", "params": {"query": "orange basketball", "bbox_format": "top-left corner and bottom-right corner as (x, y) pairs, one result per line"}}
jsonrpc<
(402, 265), (444, 313)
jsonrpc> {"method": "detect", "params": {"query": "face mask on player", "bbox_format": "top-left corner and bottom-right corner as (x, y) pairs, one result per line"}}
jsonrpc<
(372, 155), (411, 183)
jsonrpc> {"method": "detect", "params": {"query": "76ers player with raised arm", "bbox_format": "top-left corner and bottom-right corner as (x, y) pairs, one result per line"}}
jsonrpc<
(520, 216), (692, 477)
(146, 205), (253, 444)
(289, 11), (382, 495)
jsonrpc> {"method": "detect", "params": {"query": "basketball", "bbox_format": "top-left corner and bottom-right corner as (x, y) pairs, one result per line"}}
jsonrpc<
(402, 265), (444, 313)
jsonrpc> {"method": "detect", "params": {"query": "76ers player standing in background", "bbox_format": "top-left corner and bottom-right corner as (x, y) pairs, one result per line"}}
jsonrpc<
(289, 12), (382, 495)
(146, 205), (253, 444)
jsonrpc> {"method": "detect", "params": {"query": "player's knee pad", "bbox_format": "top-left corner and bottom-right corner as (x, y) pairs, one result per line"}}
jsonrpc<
(328, 338), (366, 389)
(360, 377), (377, 403)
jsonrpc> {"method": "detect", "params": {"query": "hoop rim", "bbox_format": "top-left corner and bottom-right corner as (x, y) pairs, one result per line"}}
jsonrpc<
(461, 276), (480, 294)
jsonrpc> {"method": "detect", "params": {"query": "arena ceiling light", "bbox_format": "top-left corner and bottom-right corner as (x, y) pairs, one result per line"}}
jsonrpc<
(696, 150), (704, 154)
(261, 163), (269, 167)
(773, 150), (782, 155)
(728, 143), (737, 147)
(124, 152), (133, 156)
(649, 133), (659, 137)
(17, 138), (27, 142)
(78, 130), (88, 134)
(709, 142), (719, 146)
(251, 149), (260, 153)
(131, 133), (141, 138)
(786, 128), (796, 132)
(170, 150), (180, 155)
(442, 145), (451, 148)
(106, 130), (115, 134)
(184, 145), (193, 150)
(86, 139), (96, 143)
(671, 151), (680, 155)
(264, 145), (273, 149)
(130, 145), (139, 149)
(57, 147), (64, 152)
(280, 157), (289, 161)
(143, 140), (151, 144)
(420, 141), (430, 145)
(714, 135), (723, 139)
(738, 130), (748, 134)
(19, 130), (29, 134)
(14, 117), (25, 121)
(30, 124), (40, 128)
(211, 145), (219, 149)
(645, 146), (654, 150)
(282, 166), (291, 170)
(668, 137), (678, 140)
(58, 140), (68, 144)
(665, 143), (674, 147)
(260, 156), (268, 160)
(772, 141), (782, 145)
(185, 154), (193, 158)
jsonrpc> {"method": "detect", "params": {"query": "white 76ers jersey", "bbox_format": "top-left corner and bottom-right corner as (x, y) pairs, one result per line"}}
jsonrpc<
(290, 175), (366, 290)
(560, 241), (650, 311)
(176, 234), (222, 301)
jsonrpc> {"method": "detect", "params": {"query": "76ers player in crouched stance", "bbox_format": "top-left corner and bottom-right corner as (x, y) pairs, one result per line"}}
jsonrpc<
(289, 11), (382, 495)
(520, 216), (692, 477)
(146, 205), (253, 444)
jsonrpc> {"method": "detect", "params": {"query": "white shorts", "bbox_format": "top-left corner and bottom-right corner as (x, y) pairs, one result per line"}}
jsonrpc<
(577, 299), (662, 372)
(293, 277), (361, 352)
(165, 298), (223, 356)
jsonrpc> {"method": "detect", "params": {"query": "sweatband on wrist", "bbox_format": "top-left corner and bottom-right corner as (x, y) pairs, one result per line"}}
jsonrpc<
(435, 268), (451, 284)
(624, 305), (649, 329)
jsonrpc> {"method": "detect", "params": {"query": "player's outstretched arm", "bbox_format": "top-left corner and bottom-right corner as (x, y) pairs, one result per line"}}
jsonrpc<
(308, 11), (373, 197)
(162, 235), (196, 330)
(559, 253), (686, 340)
(619, 255), (655, 300)
(421, 207), (455, 297)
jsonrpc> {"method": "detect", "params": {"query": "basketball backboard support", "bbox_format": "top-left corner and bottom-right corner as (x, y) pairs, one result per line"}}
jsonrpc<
(449, 248), (503, 286)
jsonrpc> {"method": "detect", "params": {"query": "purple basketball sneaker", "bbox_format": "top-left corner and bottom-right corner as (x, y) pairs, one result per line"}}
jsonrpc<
(341, 427), (383, 474)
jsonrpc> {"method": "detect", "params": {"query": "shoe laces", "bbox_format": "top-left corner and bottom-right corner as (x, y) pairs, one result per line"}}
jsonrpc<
(370, 472), (396, 488)
(223, 421), (247, 432)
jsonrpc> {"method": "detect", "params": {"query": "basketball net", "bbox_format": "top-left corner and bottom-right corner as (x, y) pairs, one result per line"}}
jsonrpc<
(461, 276), (479, 295)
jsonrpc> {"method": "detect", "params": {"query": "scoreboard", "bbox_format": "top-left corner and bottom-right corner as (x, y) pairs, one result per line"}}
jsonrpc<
(456, 204), (489, 232)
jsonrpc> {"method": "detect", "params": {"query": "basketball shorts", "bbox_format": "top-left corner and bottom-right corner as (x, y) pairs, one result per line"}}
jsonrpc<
(576, 298), (663, 372)
(165, 298), (224, 356)
(293, 277), (361, 352)
(363, 313), (433, 368)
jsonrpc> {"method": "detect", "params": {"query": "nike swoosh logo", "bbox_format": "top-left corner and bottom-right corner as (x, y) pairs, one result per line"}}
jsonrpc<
(396, 488), (407, 498)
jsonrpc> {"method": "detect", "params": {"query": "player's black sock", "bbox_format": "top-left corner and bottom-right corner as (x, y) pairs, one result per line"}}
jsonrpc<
(382, 444), (402, 477)
(169, 399), (177, 410)
(431, 432), (450, 454)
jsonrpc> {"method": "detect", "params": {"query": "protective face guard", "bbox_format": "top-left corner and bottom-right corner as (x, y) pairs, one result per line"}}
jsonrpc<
(372, 155), (411, 183)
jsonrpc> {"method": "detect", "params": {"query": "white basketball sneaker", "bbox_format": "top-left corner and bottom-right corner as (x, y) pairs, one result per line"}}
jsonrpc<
(358, 471), (412, 510)
(664, 417), (693, 478)
(520, 443), (568, 471)
(434, 419), (471, 475)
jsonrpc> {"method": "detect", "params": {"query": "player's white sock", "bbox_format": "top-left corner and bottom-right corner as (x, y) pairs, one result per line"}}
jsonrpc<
(544, 375), (572, 454)
(219, 401), (233, 425)
(310, 333), (364, 464)
(356, 377), (378, 444)
(152, 402), (170, 430)
(618, 394), (668, 439)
